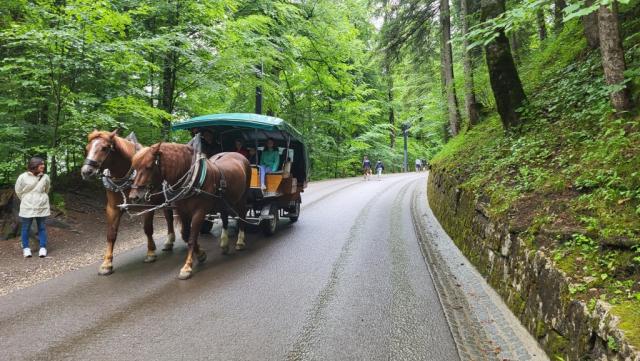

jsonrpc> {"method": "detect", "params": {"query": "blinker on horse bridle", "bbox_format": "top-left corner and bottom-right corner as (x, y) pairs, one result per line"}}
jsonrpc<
(83, 140), (115, 170)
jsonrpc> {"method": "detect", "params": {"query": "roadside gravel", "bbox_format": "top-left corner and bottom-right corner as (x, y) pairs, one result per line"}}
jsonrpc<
(0, 191), (170, 296)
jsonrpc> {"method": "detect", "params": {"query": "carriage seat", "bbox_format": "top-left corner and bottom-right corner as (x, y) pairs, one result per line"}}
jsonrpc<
(249, 163), (292, 193)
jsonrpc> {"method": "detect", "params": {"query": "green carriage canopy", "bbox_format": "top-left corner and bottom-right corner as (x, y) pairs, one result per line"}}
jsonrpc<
(172, 113), (309, 183)
(172, 113), (304, 143)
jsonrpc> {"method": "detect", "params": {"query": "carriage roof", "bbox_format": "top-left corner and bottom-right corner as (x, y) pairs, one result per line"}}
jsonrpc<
(172, 113), (309, 181)
(172, 113), (304, 143)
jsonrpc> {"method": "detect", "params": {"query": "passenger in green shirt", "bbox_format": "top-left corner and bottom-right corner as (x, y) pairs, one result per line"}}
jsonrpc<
(258, 138), (280, 190)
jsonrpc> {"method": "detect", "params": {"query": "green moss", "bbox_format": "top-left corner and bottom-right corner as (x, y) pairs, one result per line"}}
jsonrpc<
(612, 302), (640, 349)
(547, 330), (570, 359)
(536, 319), (547, 339)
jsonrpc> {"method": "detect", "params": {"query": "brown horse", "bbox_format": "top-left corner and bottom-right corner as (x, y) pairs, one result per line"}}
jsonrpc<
(129, 143), (251, 280)
(80, 130), (177, 275)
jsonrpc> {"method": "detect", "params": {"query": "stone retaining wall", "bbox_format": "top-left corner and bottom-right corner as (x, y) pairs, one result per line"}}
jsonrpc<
(427, 167), (639, 361)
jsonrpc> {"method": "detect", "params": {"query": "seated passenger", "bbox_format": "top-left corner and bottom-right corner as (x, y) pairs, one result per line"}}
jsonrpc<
(247, 147), (258, 165)
(258, 138), (280, 191)
(234, 138), (249, 158)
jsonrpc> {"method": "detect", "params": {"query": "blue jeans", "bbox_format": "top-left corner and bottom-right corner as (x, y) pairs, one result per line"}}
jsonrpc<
(258, 165), (270, 188)
(21, 217), (47, 249)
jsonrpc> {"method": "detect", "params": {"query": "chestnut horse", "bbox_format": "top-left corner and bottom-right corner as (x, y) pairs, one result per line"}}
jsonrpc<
(129, 143), (251, 280)
(80, 130), (176, 275)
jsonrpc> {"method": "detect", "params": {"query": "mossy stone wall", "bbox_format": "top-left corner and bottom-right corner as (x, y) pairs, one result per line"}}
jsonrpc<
(427, 166), (640, 361)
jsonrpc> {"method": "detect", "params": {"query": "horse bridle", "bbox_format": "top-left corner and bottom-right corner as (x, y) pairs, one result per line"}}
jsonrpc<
(83, 140), (115, 170)
(130, 149), (163, 202)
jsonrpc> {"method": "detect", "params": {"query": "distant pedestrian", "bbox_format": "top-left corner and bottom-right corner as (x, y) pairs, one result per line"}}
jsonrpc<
(362, 156), (372, 180)
(14, 157), (51, 258)
(415, 158), (422, 172)
(375, 160), (384, 180)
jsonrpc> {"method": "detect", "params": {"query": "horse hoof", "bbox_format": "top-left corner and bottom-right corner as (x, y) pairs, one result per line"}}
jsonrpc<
(144, 254), (157, 263)
(98, 266), (113, 276)
(178, 270), (192, 280)
(197, 252), (207, 263)
(235, 244), (246, 251)
(221, 246), (229, 255)
(162, 243), (174, 252)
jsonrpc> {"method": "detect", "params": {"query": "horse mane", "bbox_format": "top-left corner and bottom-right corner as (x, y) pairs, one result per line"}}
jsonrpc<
(87, 130), (138, 160)
(132, 143), (194, 184)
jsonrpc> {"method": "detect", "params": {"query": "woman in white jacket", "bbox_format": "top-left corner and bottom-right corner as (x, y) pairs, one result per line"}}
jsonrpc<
(14, 157), (50, 258)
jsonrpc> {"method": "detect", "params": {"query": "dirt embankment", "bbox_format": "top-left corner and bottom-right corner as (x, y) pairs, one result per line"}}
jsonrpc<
(0, 181), (171, 296)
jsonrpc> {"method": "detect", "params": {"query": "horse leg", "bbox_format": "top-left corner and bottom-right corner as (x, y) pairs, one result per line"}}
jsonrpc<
(142, 212), (157, 263)
(219, 210), (230, 254)
(235, 206), (247, 251)
(162, 208), (176, 251)
(179, 210), (206, 280)
(180, 213), (191, 245)
(99, 204), (122, 275)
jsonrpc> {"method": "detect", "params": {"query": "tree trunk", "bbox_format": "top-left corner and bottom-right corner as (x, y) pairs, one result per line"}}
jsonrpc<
(389, 96), (396, 148)
(481, 0), (527, 130)
(160, 50), (176, 139)
(159, 2), (180, 140)
(554, 0), (566, 33)
(440, 0), (462, 136)
(509, 31), (521, 65)
(385, 63), (396, 148)
(537, 8), (547, 41)
(583, 0), (600, 49)
(598, 2), (633, 112)
(460, 0), (480, 127)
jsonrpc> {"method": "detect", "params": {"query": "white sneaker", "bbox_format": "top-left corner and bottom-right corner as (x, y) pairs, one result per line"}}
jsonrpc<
(23, 248), (32, 258)
(39, 248), (47, 258)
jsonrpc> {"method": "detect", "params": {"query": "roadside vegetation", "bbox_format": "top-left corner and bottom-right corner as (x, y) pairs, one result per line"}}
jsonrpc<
(430, 0), (640, 348)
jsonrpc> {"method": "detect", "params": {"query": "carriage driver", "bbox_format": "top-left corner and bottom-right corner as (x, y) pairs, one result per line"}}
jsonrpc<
(188, 128), (218, 158)
(258, 138), (280, 191)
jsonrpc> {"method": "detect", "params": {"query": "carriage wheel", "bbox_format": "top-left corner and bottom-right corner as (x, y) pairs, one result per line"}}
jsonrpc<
(289, 201), (300, 223)
(200, 219), (214, 234)
(261, 203), (279, 236)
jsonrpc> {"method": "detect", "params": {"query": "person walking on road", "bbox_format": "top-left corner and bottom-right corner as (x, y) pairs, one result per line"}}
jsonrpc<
(375, 160), (384, 180)
(362, 156), (372, 180)
(14, 157), (51, 258)
(415, 158), (422, 172)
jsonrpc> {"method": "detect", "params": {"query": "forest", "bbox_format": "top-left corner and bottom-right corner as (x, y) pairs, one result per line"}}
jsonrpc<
(1, 0), (635, 184)
(0, 0), (433, 184)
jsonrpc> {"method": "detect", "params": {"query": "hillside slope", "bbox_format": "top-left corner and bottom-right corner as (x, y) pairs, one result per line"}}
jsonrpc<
(430, 7), (640, 353)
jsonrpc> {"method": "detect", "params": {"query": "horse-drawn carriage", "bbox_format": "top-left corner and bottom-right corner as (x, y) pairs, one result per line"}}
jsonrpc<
(171, 113), (309, 235)
(82, 113), (307, 279)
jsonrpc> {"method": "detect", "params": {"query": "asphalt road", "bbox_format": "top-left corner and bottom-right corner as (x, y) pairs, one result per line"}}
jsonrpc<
(0, 173), (546, 361)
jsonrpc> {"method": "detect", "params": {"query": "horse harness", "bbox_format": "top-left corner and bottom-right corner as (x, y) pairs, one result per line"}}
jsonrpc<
(160, 152), (228, 202)
(126, 150), (229, 217)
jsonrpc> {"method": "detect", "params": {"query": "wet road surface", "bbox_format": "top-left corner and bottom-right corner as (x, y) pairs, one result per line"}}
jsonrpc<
(0, 173), (546, 360)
